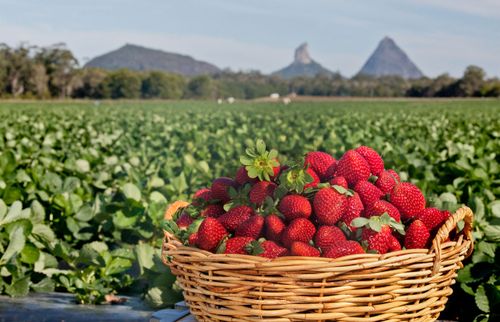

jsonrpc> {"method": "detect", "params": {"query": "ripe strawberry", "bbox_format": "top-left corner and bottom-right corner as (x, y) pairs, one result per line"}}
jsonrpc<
(335, 150), (371, 187)
(200, 204), (225, 218)
(281, 218), (316, 248)
(211, 177), (238, 203)
(304, 168), (320, 189)
(218, 205), (254, 232)
(361, 225), (392, 254)
(390, 182), (426, 221)
(265, 214), (285, 241)
(387, 234), (402, 252)
(304, 151), (337, 181)
(314, 226), (346, 250)
(235, 166), (258, 185)
(354, 181), (383, 208)
(365, 200), (401, 222)
(192, 188), (212, 206)
(176, 212), (194, 229)
(416, 208), (450, 231)
(278, 194), (312, 221)
(375, 169), (400, 194)
(224, 237), (255, 254)
(290, 241), (320, 257)
(323, 240), (364, 259)
(196, 217), (228, 252)
(340, 192), (364, 232)
(257, 240), (288, 259)
(329, 176), (348, 189)
(313, 187), (347, 225)
(355, 146), (384, 176)
(249, 181), (277, 206)
(188, 232), (198, 246)
(404, 220), (430, 249)
(235, 215), (264, 239)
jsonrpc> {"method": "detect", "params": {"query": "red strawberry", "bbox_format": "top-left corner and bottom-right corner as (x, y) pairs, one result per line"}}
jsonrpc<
(265, 214), (285, 241)
(200, 204), (225, 218)
(387, 234), (402, 251)
(218, 205), (254, 232)
(323, 240), (364, 258)
(340, 192), (364, 232)
(192, 188), (212, 206)
(314, 225), (346, 250)
(176, 212), (194, 229)
(404, 220), (430, 249)
(235, 166), (258, 185)
(235, 215), (264, 239)
(313, 187), (347, 225)
(390, 182), (426, 221)
(290, 241), (320, 257)
(258, 240), (287, 259)
(304, 168), (320, 189)
(281, 218), (316, 248)
(188, 232), (198, 246)
(329, 176), (348, 189)
(354, 181), (383, 208)
(224, 237), (255, 254)
(416, 208), (449, 231)
(196, 217), (228, 252)
(375, 169), (400, 194)
(335, 150), (371, 187)
(361, 225), (392, 254)
(249, 181), (277, 206)
(355, 146), (384, 176)
(278, 194), (312, 221)
(211, 177), (238, 203)
(365, 200), (401, 222)
(304, 151), (337, 181)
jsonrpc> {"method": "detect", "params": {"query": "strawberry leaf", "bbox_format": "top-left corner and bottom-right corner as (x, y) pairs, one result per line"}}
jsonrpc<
(351, 217), (369, 228)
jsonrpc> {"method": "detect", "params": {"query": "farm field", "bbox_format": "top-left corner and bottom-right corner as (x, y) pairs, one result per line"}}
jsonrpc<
(0, 99), (499, 320)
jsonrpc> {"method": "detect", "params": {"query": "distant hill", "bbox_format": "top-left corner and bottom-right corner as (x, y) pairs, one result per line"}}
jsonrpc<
(272, 43), (334, 79)
(84, 44), (220, 76)
(357, 37), (424, 79)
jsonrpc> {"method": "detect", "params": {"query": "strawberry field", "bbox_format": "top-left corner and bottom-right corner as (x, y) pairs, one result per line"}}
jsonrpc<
(0, 100), (499, 320)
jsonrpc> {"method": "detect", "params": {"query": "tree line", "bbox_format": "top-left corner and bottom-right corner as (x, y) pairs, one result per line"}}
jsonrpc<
(1, 43), (499, 99)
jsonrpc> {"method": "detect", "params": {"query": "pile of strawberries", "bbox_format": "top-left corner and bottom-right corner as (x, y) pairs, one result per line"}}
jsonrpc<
(165, 140), (451, 259)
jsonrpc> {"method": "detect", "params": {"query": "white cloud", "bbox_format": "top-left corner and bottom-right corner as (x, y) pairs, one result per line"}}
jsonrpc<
(412, 0), (500, 18)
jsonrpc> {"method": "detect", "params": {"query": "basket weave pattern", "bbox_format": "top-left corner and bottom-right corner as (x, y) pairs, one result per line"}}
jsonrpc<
(162, 204), (473, 322)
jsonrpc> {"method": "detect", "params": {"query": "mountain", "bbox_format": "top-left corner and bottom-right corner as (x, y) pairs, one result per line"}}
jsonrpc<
(272, 43), (334, 79)
(357, 37), (424, 79)
(84, 44), (220, 76)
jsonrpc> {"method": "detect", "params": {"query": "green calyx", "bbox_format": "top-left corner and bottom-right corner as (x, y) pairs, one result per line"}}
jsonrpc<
(240, 139), (279, 181)
(224, 184), (252, 211)
(351, 213), (405, 235)
(279, 166), (313, 194)
(245, 240), (264, 255)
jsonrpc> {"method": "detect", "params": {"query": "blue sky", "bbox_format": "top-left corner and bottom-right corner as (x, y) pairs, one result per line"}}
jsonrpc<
(1, 0), (499, 77)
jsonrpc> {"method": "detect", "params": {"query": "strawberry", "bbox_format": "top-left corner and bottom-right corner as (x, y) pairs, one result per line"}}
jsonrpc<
(281, 218), (316, 248)
(200, 204), (225, 218)
(218, 205), (254, 232)
(265, 214), (285, 241)
(196, 217), (228, 252)
(290, 241), (320, 257)
(176, 212), (194, 229)
(254, 240), (287, 259)
(387, 234), (402, 252)
(304, 168), (320, 189)
(313, 187), (347, 225)
(355, 146), (384, 176)
(314, 225), (346, 250)
(240, 139), (280, 182)
(211, 177), (238, 203)
(375, 169), (400, 194)
(235, 166), (258, 185)
(390, 182), (426, 221)
(192, 188), (212, 206)
(278, 194), (312, 221)
(323, 240), (364, 259)
(235, 215), (264, 239)
(354, 181), (383, 208)
(335, 150), (371, 187)
(365, 200), (401, 222)
(329, 176), (348, 189)
(361, 225), (393, 254)
(223, 237), (255, 254)
(416, 208), (451, 231)
(249, 181), (277, 206)
(304, 151), (337, 181)
(404, 220), (430, 249)
(188, 232), (198, 246)
(340, 192), (364, 232)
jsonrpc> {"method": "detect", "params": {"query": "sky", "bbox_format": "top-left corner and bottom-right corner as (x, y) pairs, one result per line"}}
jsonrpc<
(0, 0), (499, 78)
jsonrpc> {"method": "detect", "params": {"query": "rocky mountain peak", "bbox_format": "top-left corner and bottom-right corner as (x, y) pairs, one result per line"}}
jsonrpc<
(294, 43), (312, 64)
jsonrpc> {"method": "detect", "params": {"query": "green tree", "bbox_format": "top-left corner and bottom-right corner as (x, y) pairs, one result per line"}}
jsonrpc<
(458, 65), (486, 97)
(185, 75), (214, 99)
(103, 69), (142, 99)
(2, 44), (34, 97)
(141, 71), (184, 99)
(73, 68), (108, 99)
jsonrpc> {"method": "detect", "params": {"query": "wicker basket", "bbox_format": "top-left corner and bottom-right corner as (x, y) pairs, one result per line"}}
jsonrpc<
(162, 201), (474, 322)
